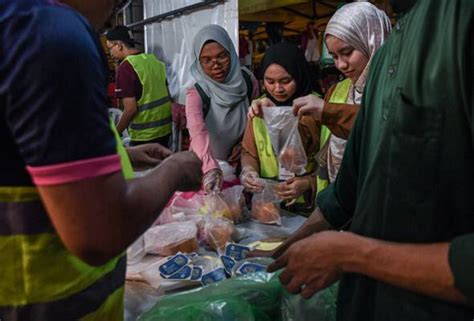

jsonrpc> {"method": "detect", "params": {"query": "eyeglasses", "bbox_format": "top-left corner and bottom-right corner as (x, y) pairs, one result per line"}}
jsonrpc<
(200, 53), (230, 68)
(106, 42), (119, 51)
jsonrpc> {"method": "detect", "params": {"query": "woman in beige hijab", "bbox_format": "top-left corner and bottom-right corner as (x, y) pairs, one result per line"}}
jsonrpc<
(292, 2), (392, 190)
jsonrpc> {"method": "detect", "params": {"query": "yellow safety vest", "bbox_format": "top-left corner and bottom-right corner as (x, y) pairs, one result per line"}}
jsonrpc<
(124, 54), (172, 142)
(316, 78), (352, 195)
(0, 125), (133, 320)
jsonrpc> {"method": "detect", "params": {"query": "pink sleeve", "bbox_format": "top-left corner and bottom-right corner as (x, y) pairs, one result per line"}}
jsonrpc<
(27, 154), (121, 186)
(185, 88), (219, 174)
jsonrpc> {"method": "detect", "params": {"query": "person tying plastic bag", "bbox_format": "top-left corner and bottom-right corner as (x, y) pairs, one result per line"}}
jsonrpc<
(248, 2), (391, 195)
(186, 25), (259, 194)
(240, 43), (321, 216)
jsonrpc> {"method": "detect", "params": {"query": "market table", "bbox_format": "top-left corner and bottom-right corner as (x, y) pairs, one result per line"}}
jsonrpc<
(124, 211), (306, 320)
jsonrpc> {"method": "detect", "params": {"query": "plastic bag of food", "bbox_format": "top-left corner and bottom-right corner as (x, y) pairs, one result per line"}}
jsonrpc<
(170, 193), (206, 217)
(251, 179), (282, 225)
(278, 121), (307, 175)
(137, 272), (282, 321)
(202, 217), (235, 253)
(221, 185), (246, 223)
(144, 221), (198, 256)
(199, 192), (233, 221)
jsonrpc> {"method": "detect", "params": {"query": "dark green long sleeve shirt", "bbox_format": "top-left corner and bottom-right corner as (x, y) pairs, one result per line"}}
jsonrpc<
(317, 0), (474, 320)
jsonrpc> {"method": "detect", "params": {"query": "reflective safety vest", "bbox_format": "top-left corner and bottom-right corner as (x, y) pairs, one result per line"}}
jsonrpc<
(0, 125), (133, 320)
(124, 54), (172, 142)
(316, 78), (352, 195)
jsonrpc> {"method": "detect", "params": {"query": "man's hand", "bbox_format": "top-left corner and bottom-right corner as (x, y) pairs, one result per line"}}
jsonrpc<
(268, 231), (351, 299)
(274, 176), (311, 201)
(127, 143), (172, 170)
(202, 168), (223, 194)
(161, 151), (203, 191)
(293, 95), (325, 119)
(247, 97), (275, 119)
(116, 97), (138, 134)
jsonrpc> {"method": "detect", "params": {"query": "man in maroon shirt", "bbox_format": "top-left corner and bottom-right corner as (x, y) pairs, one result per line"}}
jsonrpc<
(106, 26), (172, 147)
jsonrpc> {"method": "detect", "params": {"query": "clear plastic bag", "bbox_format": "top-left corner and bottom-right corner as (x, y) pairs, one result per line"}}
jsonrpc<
(262, 107), (296, 155)
(281, 282), (338, 321)
(221, 185), (246, 223)
(262, 107), (307, 177)
(201, 217), (235, 253)
(144, 221), (198, 256)
(199, 192), (233, 221)
(171, 193), (206, 218)
(278, 122), (307, 176)
(251, 179), (282, 226)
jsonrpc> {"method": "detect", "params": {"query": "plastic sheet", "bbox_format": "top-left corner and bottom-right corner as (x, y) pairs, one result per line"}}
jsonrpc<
(137, 272), (282, 321)
(281, 282), (338, 321)
(127, 235), (146, 265)
(143, 0), (239, 104)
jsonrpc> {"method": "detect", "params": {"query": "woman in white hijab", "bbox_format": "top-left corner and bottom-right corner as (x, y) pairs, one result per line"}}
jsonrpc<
(291, 2), (392, 190)
(186, 25), (258, 193)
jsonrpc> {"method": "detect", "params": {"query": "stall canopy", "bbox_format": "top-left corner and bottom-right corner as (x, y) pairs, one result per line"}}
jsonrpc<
(239, 0), (393, 39)
(239, 0), (341, 39)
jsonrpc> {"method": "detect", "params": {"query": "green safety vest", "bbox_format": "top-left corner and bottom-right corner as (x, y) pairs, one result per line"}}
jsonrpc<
(124, 54), (172, 142)
(316, 78), (352, 195)
(0, 125), (134, 320)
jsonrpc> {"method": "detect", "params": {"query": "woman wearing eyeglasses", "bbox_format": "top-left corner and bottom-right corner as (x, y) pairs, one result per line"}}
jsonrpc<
(185, 24), (259, 194)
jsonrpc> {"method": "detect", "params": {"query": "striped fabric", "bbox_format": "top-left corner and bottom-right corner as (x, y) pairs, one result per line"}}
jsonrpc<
(0, 187), (125, 321)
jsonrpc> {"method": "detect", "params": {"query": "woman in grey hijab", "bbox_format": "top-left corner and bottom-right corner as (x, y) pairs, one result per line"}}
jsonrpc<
(186, 24), (258, 193)
(291, 2), (392, 190)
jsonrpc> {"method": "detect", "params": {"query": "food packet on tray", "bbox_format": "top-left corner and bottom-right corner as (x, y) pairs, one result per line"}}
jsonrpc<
(144, 221), (199, 256)
(251, 179), (282, 226)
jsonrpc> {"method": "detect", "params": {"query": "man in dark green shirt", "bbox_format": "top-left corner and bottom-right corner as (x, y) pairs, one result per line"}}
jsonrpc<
(268, 0), (474, 320)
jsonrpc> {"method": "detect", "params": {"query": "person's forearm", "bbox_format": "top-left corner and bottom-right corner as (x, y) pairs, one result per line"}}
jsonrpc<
(273, 207), (331, 257)
(116, 159), (181, 246)
(116, 98), (137, 134)
(340, 234), (469, 305)
(321, 102), (360, 139)
(38, 158), (183, 266)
